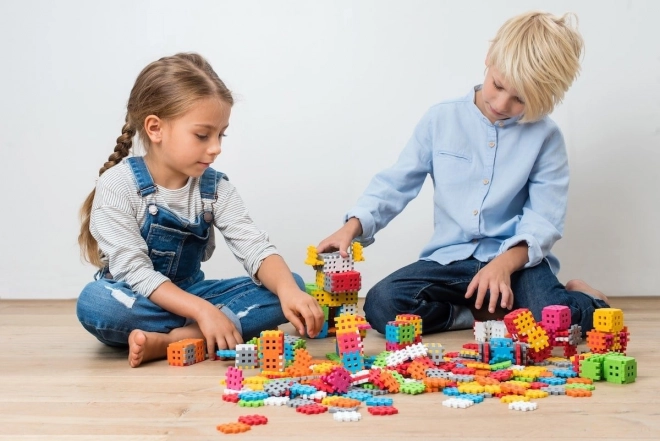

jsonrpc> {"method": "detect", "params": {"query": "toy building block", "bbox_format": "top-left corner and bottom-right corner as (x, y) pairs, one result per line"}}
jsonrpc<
(333, 410), (362, 422)
(351, 242), (365, 262)
(260, 330), (285, 372)
(593, 308), (624, 333)
(216, 422), (251, 434)
(167, 338), (205, 366)
(542, 305), (571, 331)
(237, 414), (268, 426)
(235, 344), (259, 369)
(225, 366), (244, 391)
(603, 354), (637, 384)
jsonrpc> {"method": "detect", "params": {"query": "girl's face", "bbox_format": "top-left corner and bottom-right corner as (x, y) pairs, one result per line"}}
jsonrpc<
(477, 65), (526, 123)
(146, 98), (231, 189)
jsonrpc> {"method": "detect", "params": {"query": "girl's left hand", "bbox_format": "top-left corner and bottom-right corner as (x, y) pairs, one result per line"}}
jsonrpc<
(279, 289), (325, 338)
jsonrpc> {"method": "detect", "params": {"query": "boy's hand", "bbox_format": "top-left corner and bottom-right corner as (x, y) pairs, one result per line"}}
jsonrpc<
(317, 217), (363, 257)
(194, 303), (243, 360)
(278, 288), (325, 338)
(465, 259), (515, 313)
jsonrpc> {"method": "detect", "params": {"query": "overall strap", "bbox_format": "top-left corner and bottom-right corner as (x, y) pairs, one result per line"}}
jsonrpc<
(126, 157), (157, 197)
(199, 167), (228, 222)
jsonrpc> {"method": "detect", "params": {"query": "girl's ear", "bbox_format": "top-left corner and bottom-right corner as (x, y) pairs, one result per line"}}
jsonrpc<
(144, 115), (163, 144)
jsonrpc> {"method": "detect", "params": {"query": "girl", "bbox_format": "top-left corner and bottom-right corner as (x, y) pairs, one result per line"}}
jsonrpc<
(77, 53), (324, 367)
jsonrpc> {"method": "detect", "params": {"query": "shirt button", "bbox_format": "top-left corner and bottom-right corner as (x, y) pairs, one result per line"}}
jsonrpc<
(498, 122), (504, 127)
(472, 209), (479, 216)
(483, 179), (489, 185)
(488, 141), (495, 148)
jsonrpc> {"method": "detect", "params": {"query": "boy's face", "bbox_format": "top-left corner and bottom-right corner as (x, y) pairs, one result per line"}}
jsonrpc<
(477, 65), (525, 123)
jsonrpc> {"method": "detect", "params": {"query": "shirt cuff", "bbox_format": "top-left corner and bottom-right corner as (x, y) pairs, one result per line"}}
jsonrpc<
(499, 233), (543, 268)
(345, 207), (376, 246)
(135, 272), (170, 297)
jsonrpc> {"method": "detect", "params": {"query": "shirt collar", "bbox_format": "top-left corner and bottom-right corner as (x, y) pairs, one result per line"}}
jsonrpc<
(469, 84), (522, 127)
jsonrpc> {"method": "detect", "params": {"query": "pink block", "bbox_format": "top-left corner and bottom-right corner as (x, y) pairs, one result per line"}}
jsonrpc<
(542, 305), (571, 331)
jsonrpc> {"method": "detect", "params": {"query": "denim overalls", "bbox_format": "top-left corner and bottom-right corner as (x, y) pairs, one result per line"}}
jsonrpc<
(77, 157), (299, 346)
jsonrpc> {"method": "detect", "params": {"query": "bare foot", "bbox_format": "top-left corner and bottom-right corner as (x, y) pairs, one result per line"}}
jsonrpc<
(128, 329), (167, 368)
(565, 279), (609, 304)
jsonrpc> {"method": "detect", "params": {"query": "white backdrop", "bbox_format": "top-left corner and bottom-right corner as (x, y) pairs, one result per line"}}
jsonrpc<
(0, 0), (658, 299)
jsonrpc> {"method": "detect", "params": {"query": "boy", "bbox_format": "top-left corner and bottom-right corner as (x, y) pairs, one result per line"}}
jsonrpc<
(317, 11), (609, 335)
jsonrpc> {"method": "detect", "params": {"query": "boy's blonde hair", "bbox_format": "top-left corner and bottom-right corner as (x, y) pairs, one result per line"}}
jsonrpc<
(78, 53), (233, 267)
(488, 11), (584, 123)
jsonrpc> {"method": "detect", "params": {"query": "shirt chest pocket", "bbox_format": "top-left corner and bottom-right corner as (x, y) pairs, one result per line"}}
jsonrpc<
(432, 148), (473, 185)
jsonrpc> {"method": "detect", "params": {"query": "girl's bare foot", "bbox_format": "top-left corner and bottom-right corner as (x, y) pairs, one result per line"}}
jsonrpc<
(128, 329), (168, 368)
(565, 279), (610, 304)
(128, 324), (206, 367)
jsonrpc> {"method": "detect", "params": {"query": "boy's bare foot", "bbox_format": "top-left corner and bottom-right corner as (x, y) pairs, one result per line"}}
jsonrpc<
(128, 329), (167, 368)
(565, 279), (610, 304)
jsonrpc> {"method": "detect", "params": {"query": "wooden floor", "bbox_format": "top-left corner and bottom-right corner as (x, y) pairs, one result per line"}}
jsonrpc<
(1, 298), (659, 441)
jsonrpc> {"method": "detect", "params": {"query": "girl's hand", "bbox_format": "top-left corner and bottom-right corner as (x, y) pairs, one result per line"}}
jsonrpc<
(194, 303), (243, 359)
(465, 260), (515, 313)
(279, 288), (325, 338)
(317, 218), (363, 257)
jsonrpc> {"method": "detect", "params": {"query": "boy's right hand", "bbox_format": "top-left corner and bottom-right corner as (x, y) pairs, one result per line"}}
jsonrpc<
(194, 303), (243, 360)
(317, 217), (363, 257)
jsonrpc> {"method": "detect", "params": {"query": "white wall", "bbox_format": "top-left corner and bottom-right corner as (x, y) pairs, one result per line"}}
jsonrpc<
(0, 0), (658, 299)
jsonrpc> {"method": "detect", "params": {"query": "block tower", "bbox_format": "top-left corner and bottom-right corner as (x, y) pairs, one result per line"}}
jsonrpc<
(304, 242), (365, 338)
(334, 314), (365, 373)
(586, 308), (629, 354)
(259, 330), (285, 372)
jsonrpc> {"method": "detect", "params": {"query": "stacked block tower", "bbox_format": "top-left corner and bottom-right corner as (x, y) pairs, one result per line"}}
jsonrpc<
(334, 314), (365, 373)
(586, 308), (629, 354)
(304, 243), (365, 338)
(578, 308), (636, 384)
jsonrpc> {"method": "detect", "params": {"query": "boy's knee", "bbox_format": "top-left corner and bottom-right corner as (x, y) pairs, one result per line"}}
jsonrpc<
(363, 288), (397, 334)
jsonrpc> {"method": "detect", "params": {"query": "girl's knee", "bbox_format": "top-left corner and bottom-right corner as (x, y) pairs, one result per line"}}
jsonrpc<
(291, 272), (306, 291)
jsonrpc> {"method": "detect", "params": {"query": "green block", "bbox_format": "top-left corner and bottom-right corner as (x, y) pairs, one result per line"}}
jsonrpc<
(603, 355), (637, 384)
(305, 283), (318, 295)
(321, 305), (329, 321)
(579, 358), (603, 381)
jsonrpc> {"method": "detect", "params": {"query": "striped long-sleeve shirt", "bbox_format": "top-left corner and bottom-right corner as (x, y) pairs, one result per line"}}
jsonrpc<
(90, 160), (278, 297)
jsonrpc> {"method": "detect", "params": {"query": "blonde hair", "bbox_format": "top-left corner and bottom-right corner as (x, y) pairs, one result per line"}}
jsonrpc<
(487, 11), (584, 123)
(78, 53), (234, 267)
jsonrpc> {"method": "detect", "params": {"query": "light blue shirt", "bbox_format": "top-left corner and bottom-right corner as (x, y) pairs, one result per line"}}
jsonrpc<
(346, 85), (569, 274)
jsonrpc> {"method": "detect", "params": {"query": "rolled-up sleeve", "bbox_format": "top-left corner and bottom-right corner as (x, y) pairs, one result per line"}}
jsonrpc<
(213, 180), (278, 284)
(498, 128), (569, 268)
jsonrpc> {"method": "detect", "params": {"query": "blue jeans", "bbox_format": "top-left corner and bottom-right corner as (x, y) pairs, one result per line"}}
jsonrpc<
(76, 271), (303, 347)
(363, 258), (609, 336)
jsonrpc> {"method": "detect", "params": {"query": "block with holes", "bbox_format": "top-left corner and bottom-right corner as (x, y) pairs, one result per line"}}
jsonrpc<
(324, 271), (361, 294)
(386, 321), (415, 345)
(603, 354), (637, 384)
(593, 308), (624, 333)
(235, 343), (259, 369)
(167, 338), (205, 366)
(317, 252), (354, 273)
(504, 308), (536, 336)
(542, 305), (571, 331)
(395, 314), (422, 338)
